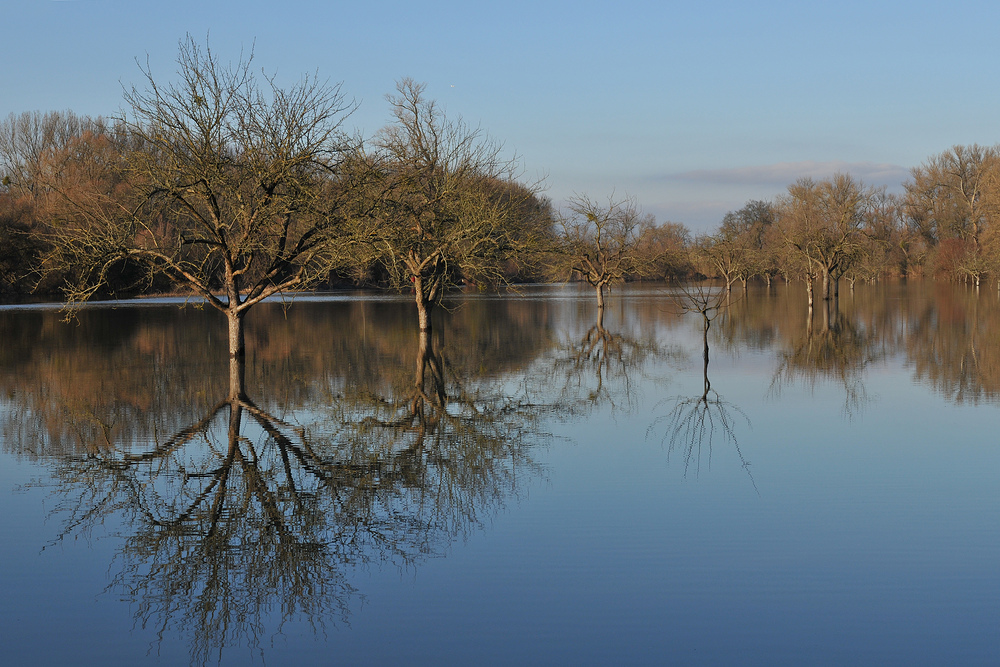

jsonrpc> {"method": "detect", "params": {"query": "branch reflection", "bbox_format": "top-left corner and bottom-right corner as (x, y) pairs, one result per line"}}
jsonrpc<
(6, 302), (548, 665)
(652, 283), (754, 487)
(545, 302), (662, 415)
(768, 299), (882, 417)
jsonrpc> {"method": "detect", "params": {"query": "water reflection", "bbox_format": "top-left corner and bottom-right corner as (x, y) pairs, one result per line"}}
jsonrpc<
(6, 284), (1000, 663)
(654, 284), (753, 484)
(2, 301), (550, 664)
(903, 283), (1000, 404)
(45, 380), (359, 663)
(543, 302), (664, 415)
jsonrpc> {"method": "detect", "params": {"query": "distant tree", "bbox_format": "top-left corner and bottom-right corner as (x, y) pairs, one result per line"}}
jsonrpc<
(695, 200), (776, 292)
(638, 221), (693, 279)
(696, 229), (744, 293)
(844, 189), (904, 287)
(0, 111), (112, 293)
(0, 110), (103, 199)
(731, 199), (778, 286)
(0, 191), (42, 294)
(904, 144), (1000, 284)
(41, 36), (358, 388)
(777, 174), (874, 303)
(548, 192), (654, 310)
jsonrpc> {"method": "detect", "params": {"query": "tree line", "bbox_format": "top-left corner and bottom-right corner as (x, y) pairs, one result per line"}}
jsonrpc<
(2, 38), (997, 345)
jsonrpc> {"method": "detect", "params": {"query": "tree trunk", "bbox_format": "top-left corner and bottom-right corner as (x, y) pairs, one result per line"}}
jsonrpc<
(226, 316), (246, 400)
(702, 315), (710, 368)
(227, 308), (245, 357)
(413, 326), (446, 419)
(414, 275), (433, 332)
(596, 283), (606, 310)
(226, 393), (244, 471)
(805, 276), (814, 309)
(414, 327), (429, 411)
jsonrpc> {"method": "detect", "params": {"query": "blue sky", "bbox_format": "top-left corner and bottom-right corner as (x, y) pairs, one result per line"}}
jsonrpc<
(5, 0), (1000, 231)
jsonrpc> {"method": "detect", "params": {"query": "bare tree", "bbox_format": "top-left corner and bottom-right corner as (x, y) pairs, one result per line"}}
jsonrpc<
(549, 192), (653, 310)
(360, 78), (540, 332)
(42, 36), (358, 386)
(777, 174), (875, 304)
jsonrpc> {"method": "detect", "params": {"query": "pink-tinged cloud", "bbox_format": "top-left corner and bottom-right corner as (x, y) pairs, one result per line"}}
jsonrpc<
(666, 161), (911, 189)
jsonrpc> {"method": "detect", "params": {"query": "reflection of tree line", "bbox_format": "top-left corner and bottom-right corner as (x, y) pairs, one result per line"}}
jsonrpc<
(768, 297), (884, 416)
(0, 299), (557, 457)
(715, 282), (1000, 407)
(5, 283), (1000, 661)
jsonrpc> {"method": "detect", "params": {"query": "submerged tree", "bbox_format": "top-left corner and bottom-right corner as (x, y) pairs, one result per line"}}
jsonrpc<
(549, 192), (654, 311)
(777, 174), (876, 305)
(359, 78), (542, 332)
(42, 36), (359, 373)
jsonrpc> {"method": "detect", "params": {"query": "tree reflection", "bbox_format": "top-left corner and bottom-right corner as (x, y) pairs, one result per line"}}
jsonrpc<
(769, 299), (882, 417)
(7, 302), (546, 665)
(904, 284), (1000, 404)
(652, 283), (754, 486)
(543, 302), (662, 415)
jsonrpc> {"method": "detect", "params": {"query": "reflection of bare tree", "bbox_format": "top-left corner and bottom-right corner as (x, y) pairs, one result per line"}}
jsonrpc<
(769, 299), (882, 417)
(43, 385), (358, 664)
(652, 283), (754, 487)
(27, 333), (543, 665)
(654, 351), (753, 486)
(323, 328), (545, 533)
(545, 304), (661, 414)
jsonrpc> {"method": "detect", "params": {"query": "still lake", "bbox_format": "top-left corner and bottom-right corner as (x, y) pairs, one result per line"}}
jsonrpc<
(1, 282), (998, 666)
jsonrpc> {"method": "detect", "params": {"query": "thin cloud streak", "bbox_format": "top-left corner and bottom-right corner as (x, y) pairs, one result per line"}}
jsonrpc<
(666, 161), (912, 190)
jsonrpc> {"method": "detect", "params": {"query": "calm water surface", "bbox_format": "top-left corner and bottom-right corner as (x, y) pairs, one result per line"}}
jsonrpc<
(1, 283), (998, 665)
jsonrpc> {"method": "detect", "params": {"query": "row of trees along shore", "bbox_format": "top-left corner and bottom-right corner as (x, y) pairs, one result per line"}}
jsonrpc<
(2, 38), (1000, 354)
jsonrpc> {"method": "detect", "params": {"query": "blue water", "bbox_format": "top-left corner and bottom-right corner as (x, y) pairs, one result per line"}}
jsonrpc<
(1, 283), (998, 665)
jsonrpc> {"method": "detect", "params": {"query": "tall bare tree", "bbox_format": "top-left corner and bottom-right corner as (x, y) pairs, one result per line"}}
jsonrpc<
(360, 78), (540, 332)
(43, 36), (358, 382)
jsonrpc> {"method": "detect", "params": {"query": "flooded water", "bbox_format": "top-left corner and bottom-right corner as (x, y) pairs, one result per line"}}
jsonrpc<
(1, 282), (998, 666)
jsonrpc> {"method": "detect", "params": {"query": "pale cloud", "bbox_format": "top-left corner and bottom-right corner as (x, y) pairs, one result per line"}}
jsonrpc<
(665, 161), (911, 190)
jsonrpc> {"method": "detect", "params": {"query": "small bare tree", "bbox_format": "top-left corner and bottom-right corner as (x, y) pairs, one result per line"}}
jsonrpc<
(549, 192), (653, 310)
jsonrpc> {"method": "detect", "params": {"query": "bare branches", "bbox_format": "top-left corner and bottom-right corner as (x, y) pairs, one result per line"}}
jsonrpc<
(549, 192), (654, 308)
(361, 78), (542, 329)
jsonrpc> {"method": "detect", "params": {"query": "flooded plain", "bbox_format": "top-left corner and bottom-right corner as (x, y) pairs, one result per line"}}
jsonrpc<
(1, 282), (998, 665)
